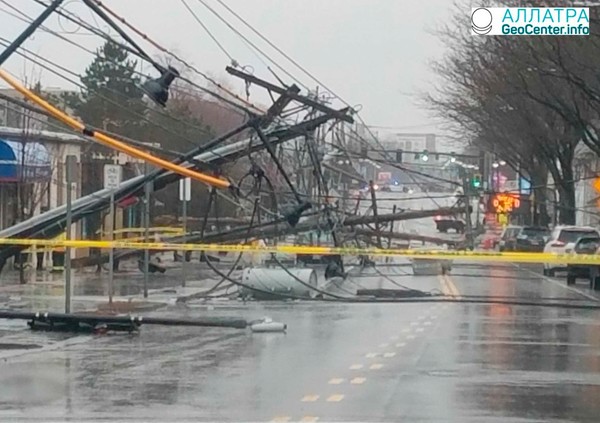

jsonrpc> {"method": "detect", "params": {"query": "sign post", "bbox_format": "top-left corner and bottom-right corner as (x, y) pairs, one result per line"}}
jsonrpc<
(179, 178), (191, 287)
(64, 155), (78, 313)
(103, 164), (122, 304)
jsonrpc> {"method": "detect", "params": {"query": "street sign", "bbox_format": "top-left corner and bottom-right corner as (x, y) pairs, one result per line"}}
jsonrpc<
(103, 164), (122, 190)
(179, 177), (191, 202)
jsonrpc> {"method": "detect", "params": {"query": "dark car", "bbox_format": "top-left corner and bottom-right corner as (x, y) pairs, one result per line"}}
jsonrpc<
(514, 226), (550, 252)
(566, 235), (600, 289)
(498, 225), (522, 251)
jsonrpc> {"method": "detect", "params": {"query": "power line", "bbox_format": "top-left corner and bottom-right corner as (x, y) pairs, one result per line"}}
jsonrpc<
(179, 0), (235, 64)
(193, 0), (310, 91)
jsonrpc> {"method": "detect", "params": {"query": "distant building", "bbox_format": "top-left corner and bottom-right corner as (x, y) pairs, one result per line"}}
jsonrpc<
(0, 87), (74, 131)
(380, 133), (437, 164)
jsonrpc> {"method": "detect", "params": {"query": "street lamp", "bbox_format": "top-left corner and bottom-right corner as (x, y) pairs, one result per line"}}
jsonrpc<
(142, 65), (180, 107)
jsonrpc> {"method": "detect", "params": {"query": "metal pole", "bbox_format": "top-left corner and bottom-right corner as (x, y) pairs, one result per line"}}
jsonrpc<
(0, 0), (65, 66)
(143, 163), (150, 298)
(182, 193), (187, 287)
(108, 189), (114, 304)
(65, 183), (72, 314)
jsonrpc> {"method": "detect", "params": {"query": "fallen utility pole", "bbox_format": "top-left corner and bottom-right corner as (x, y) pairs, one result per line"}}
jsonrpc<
(0, 310), (248, 334)
(68, 207), (461, 268)
(353, 228), (460, 247)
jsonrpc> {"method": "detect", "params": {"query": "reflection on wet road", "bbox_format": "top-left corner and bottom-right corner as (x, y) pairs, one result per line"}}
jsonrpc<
(0, 262), (599, 422)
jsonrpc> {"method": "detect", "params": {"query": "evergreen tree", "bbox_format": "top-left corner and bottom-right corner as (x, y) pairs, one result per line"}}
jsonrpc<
(63, 41), (147, 137)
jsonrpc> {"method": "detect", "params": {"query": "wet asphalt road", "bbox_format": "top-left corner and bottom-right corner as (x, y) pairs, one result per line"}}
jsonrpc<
(0, 262), (600, 422)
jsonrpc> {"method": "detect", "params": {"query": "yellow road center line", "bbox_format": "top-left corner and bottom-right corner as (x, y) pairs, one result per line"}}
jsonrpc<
(271, 416), (291, 422)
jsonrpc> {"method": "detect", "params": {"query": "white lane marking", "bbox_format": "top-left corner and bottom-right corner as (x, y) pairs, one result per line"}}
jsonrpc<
(369, 363), (383, 370)
(328, 378), (344, 385)
(423, 321), (432, 326)
(326, 394), (344, 402)
(410, 322), (419, 326)
(301, 417), (319, 422)
(401, 328), (411, 333)
(395, 342), (406, 347)
(389, 335), (399, 340)
(415, 328), (424, 333)
(365, 353), (378, 358)
(301, 395), (319, 402)
(349, 364), (363, 370)
(351, 377), (366, 384)
(406, 334), (416, 340)
(383, 352), (396, 358)
(379, 343), (389, 348)
(271, 416), (291, 422)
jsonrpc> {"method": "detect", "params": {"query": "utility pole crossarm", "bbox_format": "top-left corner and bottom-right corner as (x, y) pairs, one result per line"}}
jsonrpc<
(226, 66), (354, 124)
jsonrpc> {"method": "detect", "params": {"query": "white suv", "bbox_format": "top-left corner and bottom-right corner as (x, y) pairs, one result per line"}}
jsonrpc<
(543, 226), (599, 276)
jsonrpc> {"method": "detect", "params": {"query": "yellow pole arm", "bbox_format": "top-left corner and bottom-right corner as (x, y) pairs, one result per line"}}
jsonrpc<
(0, 69), (230, 189)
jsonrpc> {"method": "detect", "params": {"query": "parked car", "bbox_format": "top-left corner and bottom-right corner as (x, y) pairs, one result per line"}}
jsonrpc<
(434, 215), (465, 233)
(543, 226), (599, 276)
(497, 225), (523, 251)
(565, 235), (600, 289)
(513, 226), (550, 252)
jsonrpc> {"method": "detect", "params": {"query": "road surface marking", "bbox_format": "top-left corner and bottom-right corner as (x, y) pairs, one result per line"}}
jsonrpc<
(379, 343), (389, 348)
(301, 395), (319, 402)
(369, 363), (383, 370)
(444, 274), (462, 298)
(410, 321), (419, 326)
(349, 364), (363, 370)
(328, 378), (344, 385)
(351, 377), (366, 384)
(271, 416), (291, 422)
(396, 342), (406, 347)
(389, 335), (399, 340)
(383, 352), (396, 358)
(365, 352), (378, 358)
(439, 275), (452, 296)
(326, 394), (344, 402)
(301, 417), (319, 422)
(401, 328), (411, 333)
(415, 327), (424, 333)
(406, 334), (416, 340)
(423, 321), (432, 326)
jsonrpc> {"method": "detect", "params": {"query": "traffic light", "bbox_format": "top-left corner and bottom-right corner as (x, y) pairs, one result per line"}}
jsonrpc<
(471, 173), (482, 188)
(395, 149), (403, 163)
(421, 149), (429, 162)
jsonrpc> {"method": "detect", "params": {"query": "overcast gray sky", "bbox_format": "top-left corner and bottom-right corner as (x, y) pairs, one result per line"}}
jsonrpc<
(1, 0), (456, 132)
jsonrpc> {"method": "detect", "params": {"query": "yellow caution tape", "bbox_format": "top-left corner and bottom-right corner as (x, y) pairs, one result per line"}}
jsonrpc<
(1, 238), (599, 265)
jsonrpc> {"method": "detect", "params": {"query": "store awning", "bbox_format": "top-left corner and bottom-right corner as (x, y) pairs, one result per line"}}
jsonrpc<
(0, 139), (51, 182)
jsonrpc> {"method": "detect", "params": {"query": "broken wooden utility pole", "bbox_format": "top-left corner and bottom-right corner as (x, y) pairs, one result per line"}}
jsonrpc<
(369, 180), (383, 248)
